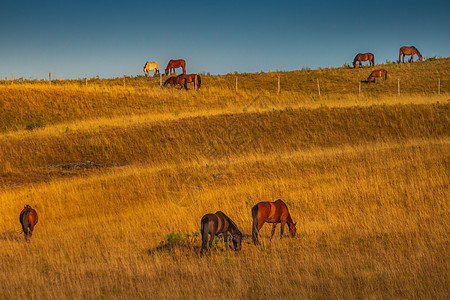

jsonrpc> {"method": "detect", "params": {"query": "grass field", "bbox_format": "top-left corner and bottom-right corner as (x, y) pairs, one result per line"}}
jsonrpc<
(0, 58), (449, 299)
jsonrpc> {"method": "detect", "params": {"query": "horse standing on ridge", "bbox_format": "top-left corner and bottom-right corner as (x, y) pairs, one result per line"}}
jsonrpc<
(353, 53), (375, 68)
(399, 46), (423, 63)
(143, 61), (159, 76)
(165, 59), (186, 76)
(201, 211), (242, 253)
(19, 204), (38, 241)
(252, 199), (296, 245)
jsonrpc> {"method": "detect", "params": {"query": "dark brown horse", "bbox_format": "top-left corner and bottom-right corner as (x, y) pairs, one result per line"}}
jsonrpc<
(165, 59), (186, 76)
(353, 53), (374, 68)
(252, 199), (296, 245)
(163, 75), (186, 89)
(19, 204), (38, 241)
(201, 211), (242, 253)
(178, 74), (201, 90)
(399, 46), (422, 63)
(367, 69), (388, 83)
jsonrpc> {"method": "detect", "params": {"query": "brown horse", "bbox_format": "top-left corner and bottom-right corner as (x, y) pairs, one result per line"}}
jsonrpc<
(165, 59), (186, 76)
(19, 204), (38, 241)
(178, 74), (201, 90)
(399, 46), (423, 63)
(252, 199), (296, 245)
(201, 211), (242, 253)
(367, 69), (388, 83)
(163, 75), (186, 89)
(353, 53), (374, 68)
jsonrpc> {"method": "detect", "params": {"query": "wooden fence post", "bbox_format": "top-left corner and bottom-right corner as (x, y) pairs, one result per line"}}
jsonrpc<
(277, 76), (280, 94)
(317, 79), (321, 97)
(49, 72), (52, 85)
(397, 79), (400, 96)
(235, 76), (238, 92)
(160, 73), (162, 88)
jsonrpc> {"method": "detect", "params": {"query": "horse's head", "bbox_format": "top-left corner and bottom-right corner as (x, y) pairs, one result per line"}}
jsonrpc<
(24, 204), (31, 209)
(232, 232), (242, 251)
(289, 222), (297, 237)
(419, 55), (423, 62)
(165, 68), (170, 76)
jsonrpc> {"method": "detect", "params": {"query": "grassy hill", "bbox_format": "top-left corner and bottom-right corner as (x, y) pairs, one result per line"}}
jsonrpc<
(0, 58), (448, 298)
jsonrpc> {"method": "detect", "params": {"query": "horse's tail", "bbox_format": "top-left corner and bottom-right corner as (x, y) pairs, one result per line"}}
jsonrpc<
(384, 71), (388, 80)
(251, 205), (260, 245)
(372, 55), (374, 66)
(399, 48), (403, 63)
(197, 75), (201, 89)
(201, 217), (209, 252)
(21, 210), (30, 236)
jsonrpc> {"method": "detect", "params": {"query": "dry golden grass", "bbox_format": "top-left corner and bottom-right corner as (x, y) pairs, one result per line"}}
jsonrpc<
(0, 58), (449, 299)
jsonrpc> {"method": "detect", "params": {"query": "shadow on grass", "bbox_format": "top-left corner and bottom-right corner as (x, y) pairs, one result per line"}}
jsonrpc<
(147, 232), (254, 256)
(0, 230), (23, 242)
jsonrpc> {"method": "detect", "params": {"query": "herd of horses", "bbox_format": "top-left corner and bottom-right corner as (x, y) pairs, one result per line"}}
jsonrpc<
(143, 46), (423, 89)
(354, 46), (422, 83)
(18, 45), (424, 249)
(143, 59), (201, 90)
(19, 199), (296, 253)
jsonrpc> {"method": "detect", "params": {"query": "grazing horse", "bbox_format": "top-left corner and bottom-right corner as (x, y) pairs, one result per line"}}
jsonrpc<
(178, 74), (201, 90)
(143, 61), (159, 76)
(163, 75), (186, 89)
(367, 69), (388, 83)
(165, 59), (186, 76)
(353, 53), (375, 68)
(399, 46), (423, 63)
(201, 211), (243, 253)
(252, 199), (296, 245)
(19, 204), (38, 241)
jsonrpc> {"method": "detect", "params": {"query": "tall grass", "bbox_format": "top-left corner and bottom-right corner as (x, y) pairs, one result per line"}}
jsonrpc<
(0, 58), (448, 298)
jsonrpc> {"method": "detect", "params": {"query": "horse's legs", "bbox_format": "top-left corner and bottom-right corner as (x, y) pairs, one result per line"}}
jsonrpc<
(209, 234), (215, 249)
(270, 223), (277, 240)
(280, 221), (287, 239)
(402, 54), (405, 63)
(223, 232), (229, 250)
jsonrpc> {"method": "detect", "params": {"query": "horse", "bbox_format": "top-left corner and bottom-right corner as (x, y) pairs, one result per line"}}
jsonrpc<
(353, 53), (374, 68)
(252, 199), (296, 245)
(19, 204), (38, 241)
(143, 61), (159, 76)
(399, 46), (423, 63)
(165, 59), (186, 76)
(177, 74), (201, 90)
(201, 211), (243, 253)
(367, 69), (388, 83)
(163, 75), (187, 89)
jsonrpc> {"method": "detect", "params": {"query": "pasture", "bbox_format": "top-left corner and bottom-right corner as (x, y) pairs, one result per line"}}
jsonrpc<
(0, 58), (449, 299)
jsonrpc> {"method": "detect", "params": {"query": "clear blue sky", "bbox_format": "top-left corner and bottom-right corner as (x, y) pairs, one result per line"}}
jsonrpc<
(1, 0), (449, 79)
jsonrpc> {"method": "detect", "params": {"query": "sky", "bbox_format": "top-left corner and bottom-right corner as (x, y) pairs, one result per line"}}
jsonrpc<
(1, 0), (449, 79)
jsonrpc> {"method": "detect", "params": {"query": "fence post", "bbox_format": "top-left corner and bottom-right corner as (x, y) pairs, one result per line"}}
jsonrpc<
(160, 73), (162, 88)
(49, 72), (52, 85)
(317, 79), (321, 97)
(397, 79), (400, 96)
(277, 75), (280, 94)
(438, 78), (440, 95)
(235, 76), (238, 92)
